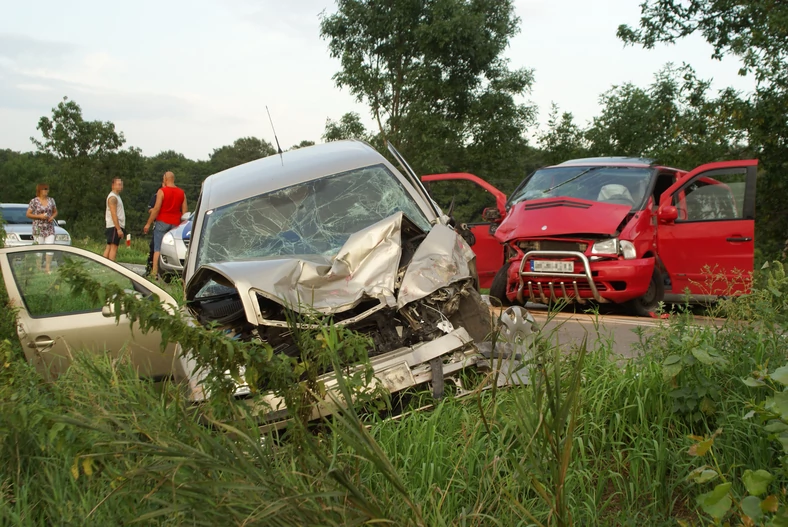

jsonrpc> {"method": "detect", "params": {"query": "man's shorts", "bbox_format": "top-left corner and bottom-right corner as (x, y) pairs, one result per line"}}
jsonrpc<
(106, 226), (125, 245)
(153, 220), (177, 252)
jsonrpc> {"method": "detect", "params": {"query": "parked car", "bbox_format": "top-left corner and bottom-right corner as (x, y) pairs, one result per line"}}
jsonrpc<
(1, 203), (71, 247)
(158, 213), (192, 276)
(0, 141), (534, 419)
(426, 157), (757, 316)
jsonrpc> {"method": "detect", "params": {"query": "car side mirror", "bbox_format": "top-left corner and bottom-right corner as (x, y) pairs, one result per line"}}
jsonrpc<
(658, 205), (678, 224)
(102, 304), (119, 317)
(57, 220), (66, 226)
(482, 207), (503, 222)
(181, 212), (191, 222)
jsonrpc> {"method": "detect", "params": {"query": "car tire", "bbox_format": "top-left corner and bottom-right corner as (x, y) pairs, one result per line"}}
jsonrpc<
(490, 264), (511, 306)
(625, 266), (665, 317)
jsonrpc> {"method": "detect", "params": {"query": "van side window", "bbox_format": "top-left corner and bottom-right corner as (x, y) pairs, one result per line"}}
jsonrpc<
(673, 172), (745, 221)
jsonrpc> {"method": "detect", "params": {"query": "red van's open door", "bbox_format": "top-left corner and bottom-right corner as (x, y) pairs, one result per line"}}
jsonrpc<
(656, 160), (757, 298)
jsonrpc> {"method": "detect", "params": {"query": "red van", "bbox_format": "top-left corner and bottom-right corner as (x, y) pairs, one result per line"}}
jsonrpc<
(423, 157), (757, 315)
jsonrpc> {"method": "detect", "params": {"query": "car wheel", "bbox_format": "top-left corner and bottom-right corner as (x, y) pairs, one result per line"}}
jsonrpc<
(489, 264), (511, 306)
(625, 267), (665, 317)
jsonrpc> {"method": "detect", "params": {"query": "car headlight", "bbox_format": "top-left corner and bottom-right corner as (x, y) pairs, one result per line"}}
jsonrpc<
(619, 240), (637, 260)
(55, 234), (70, 242)
(6, 233), (19, 241)
(591, 238), (618, 255)
(162, 232), (175, 246)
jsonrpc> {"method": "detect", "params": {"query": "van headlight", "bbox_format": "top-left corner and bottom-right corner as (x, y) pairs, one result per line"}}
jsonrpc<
(619, 240), (637, 260)
(55, 234), (70, 242)
(6, 233), (19, 241)
(162, 232), (175, 246)
(591, 238), (618, 255)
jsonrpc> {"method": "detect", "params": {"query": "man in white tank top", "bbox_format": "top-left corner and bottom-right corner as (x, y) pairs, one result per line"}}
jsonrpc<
(103, 178), (126, 261)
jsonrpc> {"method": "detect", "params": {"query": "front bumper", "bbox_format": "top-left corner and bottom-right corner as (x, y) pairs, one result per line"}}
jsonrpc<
(159, 240), (187, 274)
(508, 250), (653, 304)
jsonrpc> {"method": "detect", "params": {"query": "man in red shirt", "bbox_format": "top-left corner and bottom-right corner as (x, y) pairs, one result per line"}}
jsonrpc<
(144, 171), (187, 278)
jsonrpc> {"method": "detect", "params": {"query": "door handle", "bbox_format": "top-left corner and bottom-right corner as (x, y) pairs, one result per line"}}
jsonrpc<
(726, 237), (752, 242)
(28, 338), (55, 349)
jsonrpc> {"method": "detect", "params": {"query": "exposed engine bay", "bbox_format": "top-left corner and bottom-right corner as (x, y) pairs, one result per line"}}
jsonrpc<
(185, 213), (493, 364)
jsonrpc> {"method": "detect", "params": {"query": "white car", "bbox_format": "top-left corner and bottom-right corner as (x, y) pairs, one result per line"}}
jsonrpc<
(158, 214), (192, 276)
(1, 203), (71, 247)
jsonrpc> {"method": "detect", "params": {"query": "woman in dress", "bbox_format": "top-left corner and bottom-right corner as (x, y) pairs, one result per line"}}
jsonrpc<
(26, 183), (58, 274)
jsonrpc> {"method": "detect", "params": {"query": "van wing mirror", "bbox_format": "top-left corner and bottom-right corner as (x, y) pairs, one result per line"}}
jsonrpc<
(658, 205), (678, 224)
(57, 220), (66, 226)
(482, 207), (504, 222)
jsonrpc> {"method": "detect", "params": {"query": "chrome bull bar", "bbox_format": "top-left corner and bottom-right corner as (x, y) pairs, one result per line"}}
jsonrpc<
(517, 250), (605, 304)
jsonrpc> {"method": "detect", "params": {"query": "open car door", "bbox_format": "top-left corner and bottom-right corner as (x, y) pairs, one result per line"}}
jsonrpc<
(421, 173), (507, 289)
(656, 160), (757, 298)
(0, 245), (188, 382)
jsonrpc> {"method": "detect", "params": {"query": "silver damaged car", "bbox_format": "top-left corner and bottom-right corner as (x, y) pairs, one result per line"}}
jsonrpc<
(183, 140), (535, 406)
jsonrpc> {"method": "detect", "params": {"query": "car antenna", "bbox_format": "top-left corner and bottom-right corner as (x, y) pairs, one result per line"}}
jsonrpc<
(266, 105), (284, 165)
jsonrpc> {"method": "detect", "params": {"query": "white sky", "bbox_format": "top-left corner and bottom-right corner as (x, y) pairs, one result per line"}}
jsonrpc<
(0, 0), (755, 160)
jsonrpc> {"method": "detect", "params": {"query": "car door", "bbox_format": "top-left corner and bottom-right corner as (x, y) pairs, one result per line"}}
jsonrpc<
(421, 173), (507, 289)
(0, 245), (187, 381)
(656, 160), (757, 297)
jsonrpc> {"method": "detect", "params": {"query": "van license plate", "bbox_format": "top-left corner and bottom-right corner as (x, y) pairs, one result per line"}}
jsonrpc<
(531, 260), (573, 273)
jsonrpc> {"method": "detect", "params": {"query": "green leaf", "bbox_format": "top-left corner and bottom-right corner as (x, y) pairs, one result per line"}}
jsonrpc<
(742, 469), (773, 496)
(689, 438), (714, 456)
(687, 467), (719, 484)
(663, 362), (683, 380)
(692, 347), (718, 366)
(765, 420), (788, 433)
(743, 377), (767, 387)
(741, 495), (763, 520)
(663, 354), (682, 365)
(767, 392), (788, 418)
(772, 366), (788, 386)
(696, 482), (731, 519)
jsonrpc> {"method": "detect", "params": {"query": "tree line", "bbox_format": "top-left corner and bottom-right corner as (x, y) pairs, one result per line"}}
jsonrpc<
(1, 0), (785, 259)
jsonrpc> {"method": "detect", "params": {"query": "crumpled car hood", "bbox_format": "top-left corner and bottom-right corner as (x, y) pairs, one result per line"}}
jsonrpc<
(185, 213), (475, 324)
(494, 198), (632, 241)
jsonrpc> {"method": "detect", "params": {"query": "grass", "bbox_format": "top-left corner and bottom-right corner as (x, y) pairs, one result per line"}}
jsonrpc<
(1, 250), (787, 524)
(72, 235), (152, 265)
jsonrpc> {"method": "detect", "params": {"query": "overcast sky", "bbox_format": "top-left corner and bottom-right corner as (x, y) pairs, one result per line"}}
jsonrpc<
(0, 0), (755, 160)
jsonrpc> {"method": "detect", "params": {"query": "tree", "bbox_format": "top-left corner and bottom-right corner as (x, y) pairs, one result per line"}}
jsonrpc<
(618, 2), (788, 257)
(320, 0), (536, 177)
(32, 97), (125, 159)
(537, 104), (589, 165)
(322, 112), (369, 142)
(289, 140), (316, 150)
(30, 97), (137, 236)
(209, 137), (277, 172)
(584, 64), (747, 168)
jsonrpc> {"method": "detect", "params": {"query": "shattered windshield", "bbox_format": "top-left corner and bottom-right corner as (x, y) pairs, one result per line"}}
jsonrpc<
(509, 166), (654, 209)
(196, 164), (431, 265)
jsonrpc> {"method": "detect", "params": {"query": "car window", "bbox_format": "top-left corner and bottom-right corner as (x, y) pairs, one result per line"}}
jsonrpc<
(424, 180), (497, 224)
(8, 250), (135, 317)
(196, 164), (432, 265)
(673, 172), (745, 222)
(0, 206), (33, 224)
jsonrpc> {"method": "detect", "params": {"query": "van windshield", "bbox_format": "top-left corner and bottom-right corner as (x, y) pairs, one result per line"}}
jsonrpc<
(509, 166), (654, 209)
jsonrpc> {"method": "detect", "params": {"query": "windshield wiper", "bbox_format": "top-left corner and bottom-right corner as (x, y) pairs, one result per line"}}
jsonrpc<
(542, 166), (604, 195)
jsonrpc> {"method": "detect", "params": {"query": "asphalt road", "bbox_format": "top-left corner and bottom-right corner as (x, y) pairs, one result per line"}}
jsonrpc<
(527, 305), (660, 359)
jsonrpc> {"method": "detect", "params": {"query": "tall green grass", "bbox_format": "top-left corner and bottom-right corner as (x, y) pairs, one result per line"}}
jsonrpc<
(1, 263), (787, 525)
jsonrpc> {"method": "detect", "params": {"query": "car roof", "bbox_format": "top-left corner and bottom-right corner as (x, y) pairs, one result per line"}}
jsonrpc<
(0, 203), (29, 208)
(200, 140), (395, 211)
(551, 156), (656, 168)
